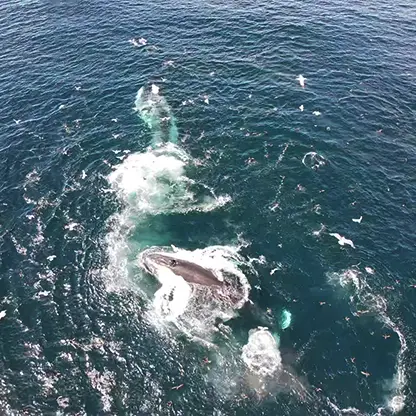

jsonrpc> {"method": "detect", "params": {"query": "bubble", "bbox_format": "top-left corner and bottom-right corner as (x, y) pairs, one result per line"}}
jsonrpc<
(302, 151), (327, 170)
(389, 395), (405, 413)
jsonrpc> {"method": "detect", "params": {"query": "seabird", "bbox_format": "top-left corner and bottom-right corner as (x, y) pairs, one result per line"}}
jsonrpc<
(329, 233), (355, 248)
(297, 75), (306, 88)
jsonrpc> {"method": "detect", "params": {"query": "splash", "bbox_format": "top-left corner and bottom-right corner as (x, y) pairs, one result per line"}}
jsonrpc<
(108, 142), (228, 216)
(242, 327), (282, 378)
(138, 245), (251, 341)
(240, 327), (309, 397)
(152, 267), (193, 321)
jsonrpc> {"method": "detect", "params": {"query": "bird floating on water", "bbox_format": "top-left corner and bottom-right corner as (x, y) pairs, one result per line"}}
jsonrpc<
(297, 74), (306, 88)
(128, 38), (140, 47)
(352, 216), (363, 223)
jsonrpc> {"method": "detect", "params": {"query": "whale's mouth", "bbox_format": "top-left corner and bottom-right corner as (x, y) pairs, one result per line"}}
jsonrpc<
(139, 249), (174, 277)
(140, 252), (159, 275)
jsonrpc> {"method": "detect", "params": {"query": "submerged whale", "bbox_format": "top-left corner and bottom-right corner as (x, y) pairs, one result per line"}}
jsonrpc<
(134, 84), (178, 145)
(140, 250), (223, 287)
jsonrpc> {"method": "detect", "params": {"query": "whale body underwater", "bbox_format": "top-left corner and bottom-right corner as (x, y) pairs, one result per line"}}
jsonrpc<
(140, 250), (223, 287)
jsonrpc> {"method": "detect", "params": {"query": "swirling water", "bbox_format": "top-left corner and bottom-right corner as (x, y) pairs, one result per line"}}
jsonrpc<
(1, 0), (415, 414)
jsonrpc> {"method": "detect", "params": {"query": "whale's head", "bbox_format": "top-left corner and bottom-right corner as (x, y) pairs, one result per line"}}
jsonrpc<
(141, 251), (180, 274)
(140, 249), (223, 287)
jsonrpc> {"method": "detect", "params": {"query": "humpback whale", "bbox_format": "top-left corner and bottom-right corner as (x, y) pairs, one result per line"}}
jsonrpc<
(141, 250), (223, 287)
(139, 248), (291, 332)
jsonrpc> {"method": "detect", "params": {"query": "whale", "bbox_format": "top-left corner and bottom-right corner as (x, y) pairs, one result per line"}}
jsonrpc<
(134, 84), (178, 145)
(140, 250), (223, 287)
(139, 248), (292, 332)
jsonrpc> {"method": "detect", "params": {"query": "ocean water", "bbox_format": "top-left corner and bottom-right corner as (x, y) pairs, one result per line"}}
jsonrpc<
(1, 0), (415, 414)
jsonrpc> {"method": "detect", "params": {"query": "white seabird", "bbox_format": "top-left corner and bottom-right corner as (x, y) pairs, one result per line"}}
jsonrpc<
(297, 75), (306, 88)
(329, 233), (355, 248)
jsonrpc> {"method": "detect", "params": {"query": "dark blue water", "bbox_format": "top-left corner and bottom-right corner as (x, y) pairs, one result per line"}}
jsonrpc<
(1, 0), (415, 414)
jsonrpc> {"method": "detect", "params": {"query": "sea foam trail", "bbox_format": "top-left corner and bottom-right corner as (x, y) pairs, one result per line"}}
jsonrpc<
(104, 86), (233, 337)
(327, 268), (407, 414)
(108, 142), (230, 216)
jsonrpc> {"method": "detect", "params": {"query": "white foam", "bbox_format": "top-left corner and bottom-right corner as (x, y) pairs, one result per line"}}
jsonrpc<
(242, 327), (282, 382)
(389, 394), (405, 413)
(138, 245), (251, 342)
(382, 315), (407, 414)
(152, 267), (192, 320)
(64, 222), (81, 231)
(128, 38), (140, 47)
(302, 151), (326, 170)
(108, 145), (188, 207)
(86, 368), (115, 412)
(32, 218), (45, 245)
(313, 223), (326, 236)
(11, 235), (27, 256)
(277, 143), (290, 165)
(108, 143), (229, 217)
(328, 267), (408, 413)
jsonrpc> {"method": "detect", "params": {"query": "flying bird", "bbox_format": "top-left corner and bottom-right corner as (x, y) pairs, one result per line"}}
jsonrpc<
(329, 233), (355, 248)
